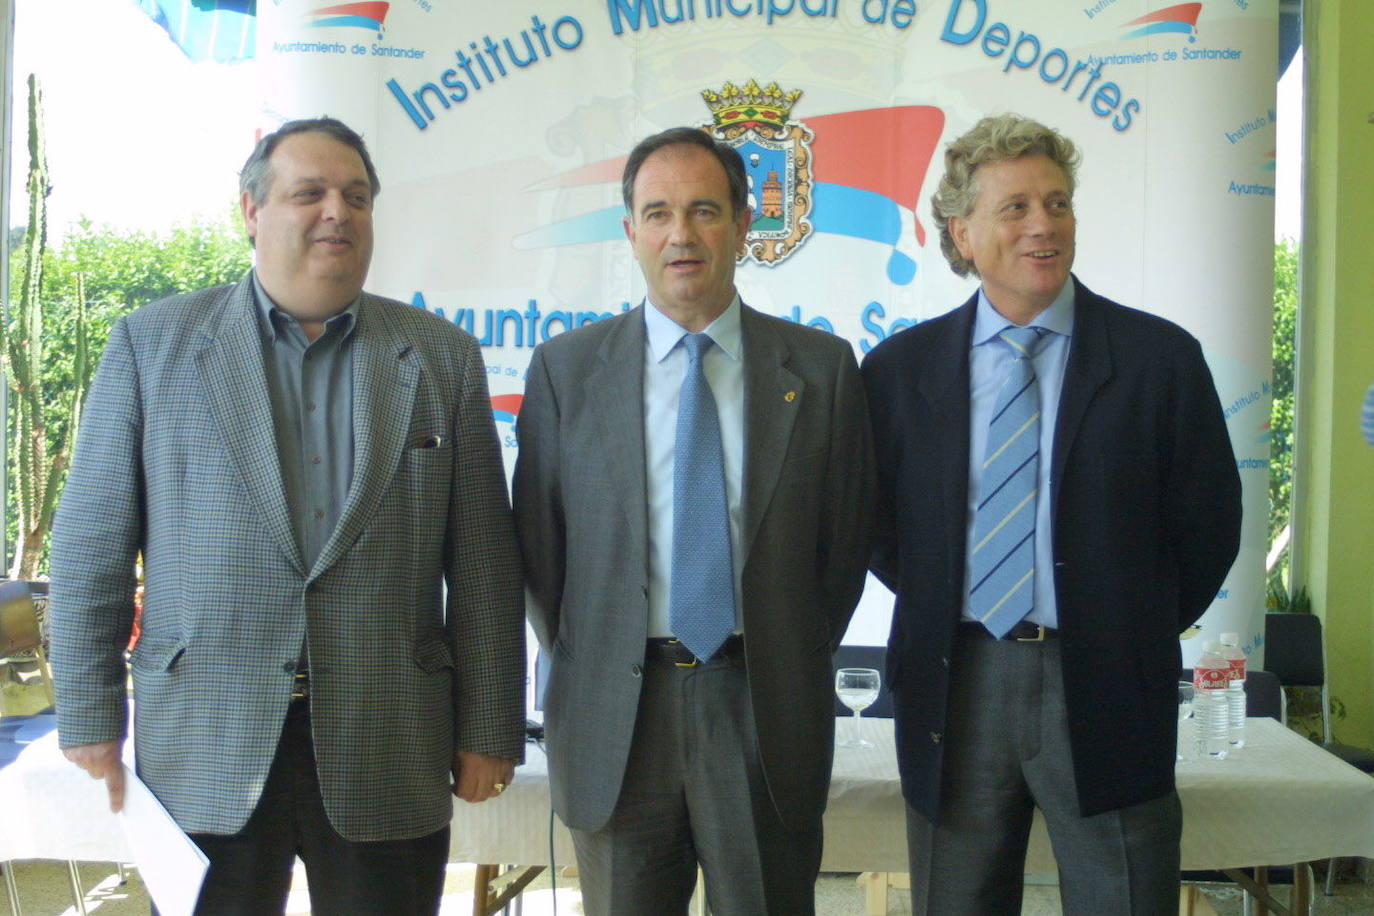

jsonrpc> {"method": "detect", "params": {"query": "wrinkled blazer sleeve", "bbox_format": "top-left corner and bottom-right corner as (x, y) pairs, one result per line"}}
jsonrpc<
(511, 344), (563, 653)
(818, 344), (876, 647)
(49, 316), (144, 747)
(445, 332), (528, 761)
(1162, 334), (1242, 630)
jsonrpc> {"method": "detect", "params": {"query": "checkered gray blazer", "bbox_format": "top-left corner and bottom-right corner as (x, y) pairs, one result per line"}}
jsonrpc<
(49, 273), (525, 842)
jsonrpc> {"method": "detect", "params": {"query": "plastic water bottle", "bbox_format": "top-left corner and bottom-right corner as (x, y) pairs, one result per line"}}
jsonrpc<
(1193, 641), (1231, 759)
(1218, 632), (1247, 749)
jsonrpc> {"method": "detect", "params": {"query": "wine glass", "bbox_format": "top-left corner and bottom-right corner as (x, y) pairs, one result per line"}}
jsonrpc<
(1177, 680), (1195, 761)
(835, 667), (881, 749)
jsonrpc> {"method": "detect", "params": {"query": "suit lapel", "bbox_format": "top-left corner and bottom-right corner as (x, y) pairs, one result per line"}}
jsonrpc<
(196, 276), (305, 575)
(312, 295), (420, 578)
(1051, 278), (1112, 505)
(924, 297), (977, 553)
(740, 305), (802, 563)
(587, 308), (649, 559)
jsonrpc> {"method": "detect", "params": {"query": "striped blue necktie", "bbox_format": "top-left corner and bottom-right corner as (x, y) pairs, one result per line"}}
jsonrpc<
(970, 326), (1045, 638)
(669, 333), (736, 661)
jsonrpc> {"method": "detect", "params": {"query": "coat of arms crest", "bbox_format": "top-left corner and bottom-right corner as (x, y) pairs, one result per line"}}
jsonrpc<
(699, 80), (814, 266)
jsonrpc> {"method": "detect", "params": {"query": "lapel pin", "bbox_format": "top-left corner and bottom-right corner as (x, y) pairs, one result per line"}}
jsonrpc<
(784, 391), (796, 403)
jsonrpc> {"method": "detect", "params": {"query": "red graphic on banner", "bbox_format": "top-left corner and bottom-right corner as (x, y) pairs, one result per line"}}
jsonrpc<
(1125, 3), (1202, 29)
(805, 107), (945, 247)
(491, 394), (524, 423)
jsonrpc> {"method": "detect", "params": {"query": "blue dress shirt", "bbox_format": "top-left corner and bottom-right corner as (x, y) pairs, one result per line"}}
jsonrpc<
(962, 281), (1075, 629)
(643, 296), (746, 639)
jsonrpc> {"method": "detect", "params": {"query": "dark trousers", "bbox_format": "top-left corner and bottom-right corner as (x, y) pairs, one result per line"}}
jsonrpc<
(569, 654), (823, 916)
(163, 700), (449, 916)
(906, 633), (1182, 916)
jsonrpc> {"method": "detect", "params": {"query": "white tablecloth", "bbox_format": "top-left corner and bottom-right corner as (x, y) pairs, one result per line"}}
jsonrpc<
(7, 714), (1373, 875)
(0, 714), (134, 862)
(451, 716), (1374, 874)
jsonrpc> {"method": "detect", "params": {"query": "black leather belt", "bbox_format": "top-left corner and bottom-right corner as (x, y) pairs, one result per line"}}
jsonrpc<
(958, 620), (1059, 642)
(645, 634), (745, 667)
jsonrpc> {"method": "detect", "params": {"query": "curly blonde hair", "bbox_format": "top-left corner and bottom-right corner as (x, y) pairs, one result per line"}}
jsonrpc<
(931, 114), (1080, 278)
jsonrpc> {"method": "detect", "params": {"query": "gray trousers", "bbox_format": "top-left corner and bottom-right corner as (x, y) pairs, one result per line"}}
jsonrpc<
(570, 653), (822, 916)
(906, 632), (1182, 916)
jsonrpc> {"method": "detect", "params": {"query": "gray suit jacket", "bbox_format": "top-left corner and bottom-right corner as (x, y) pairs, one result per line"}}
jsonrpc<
(49, 273), (526, 842)
(513, 302), (874, 833)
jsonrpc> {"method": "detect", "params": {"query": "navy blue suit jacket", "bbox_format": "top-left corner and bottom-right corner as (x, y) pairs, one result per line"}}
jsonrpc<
(861, 277), (1242, 819)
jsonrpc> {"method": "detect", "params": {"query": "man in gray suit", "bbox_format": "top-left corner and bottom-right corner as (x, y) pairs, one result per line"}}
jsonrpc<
(49, 117), (525, 914)
(513, 127), (875, 914)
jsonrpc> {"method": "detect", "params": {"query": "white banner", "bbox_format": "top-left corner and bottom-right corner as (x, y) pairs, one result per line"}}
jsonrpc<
(256, 0), (1275, 664)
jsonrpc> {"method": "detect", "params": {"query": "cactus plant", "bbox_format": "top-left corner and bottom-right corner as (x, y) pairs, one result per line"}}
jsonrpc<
(1, 75), (92, 580)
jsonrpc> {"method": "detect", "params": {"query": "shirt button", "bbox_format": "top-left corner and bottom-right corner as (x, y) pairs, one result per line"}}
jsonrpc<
(311, 455), (322, 465)
(306, 402), (317, 411)
(314, 509), (325, 520)
(930, 731), (942, 744)
(631, 665), (642, 678)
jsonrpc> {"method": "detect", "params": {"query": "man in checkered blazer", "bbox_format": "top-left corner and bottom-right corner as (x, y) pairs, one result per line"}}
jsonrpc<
(48, 118), (525, 914)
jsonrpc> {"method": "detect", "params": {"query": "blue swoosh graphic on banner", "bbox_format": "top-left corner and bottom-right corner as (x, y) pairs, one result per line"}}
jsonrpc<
(1122, 22), (1195, 39)
(812, 185), (916, 284)
(308, 16), (383, 30)
(512, 208), (625, 249)
(136, 0), (256, 62)
(513, 183), (918, 285)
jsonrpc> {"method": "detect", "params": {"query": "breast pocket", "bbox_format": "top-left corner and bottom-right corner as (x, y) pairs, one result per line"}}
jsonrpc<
(398, 441), (454, 490)
(780, 447), (827, 485)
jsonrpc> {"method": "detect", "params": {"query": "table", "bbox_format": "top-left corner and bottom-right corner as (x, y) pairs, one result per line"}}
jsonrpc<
(1, 713), (133, 916)
(452, 717), (1374, 914)
(0, 714), (133, 863)
(453, 717), (1374, 870)
(8, 716), (1373, 913)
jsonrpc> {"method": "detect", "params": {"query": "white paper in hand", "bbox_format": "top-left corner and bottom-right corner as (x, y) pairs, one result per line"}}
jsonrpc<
(118, 765), (209, 916)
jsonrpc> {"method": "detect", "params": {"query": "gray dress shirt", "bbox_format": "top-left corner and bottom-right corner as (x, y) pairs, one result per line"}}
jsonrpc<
(253, 273), (358, 664)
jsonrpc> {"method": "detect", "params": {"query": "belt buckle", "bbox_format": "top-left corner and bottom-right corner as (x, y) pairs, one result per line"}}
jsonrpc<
(668, 639), (699, 668)
(290, 672), (310, 700)
(1015, 625), (1047, 643)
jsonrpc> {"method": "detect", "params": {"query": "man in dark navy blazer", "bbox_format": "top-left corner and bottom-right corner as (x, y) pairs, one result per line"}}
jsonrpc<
(861, 114), (1242, 914)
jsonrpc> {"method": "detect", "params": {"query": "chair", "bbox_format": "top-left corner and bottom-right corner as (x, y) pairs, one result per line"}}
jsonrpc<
(0, 580), (54, 713)
(1263, 612), (1374, 894)
(832, 645), (893, 719)
(1242, 669), (1283, 722)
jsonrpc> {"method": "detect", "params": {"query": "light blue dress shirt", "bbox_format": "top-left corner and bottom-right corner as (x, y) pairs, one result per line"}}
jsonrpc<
(643, 296), (746, 639)
(962, 281), (1075, 629)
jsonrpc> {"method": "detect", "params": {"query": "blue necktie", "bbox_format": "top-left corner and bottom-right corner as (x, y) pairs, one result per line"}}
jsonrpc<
(669, 333), (736, 662)
(970, 326), (1045, 638)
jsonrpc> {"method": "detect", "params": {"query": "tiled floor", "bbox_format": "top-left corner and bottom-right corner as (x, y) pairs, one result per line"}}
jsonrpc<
(5, 860), (1374, 915)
